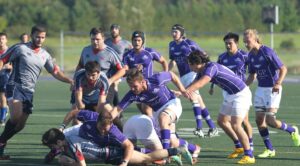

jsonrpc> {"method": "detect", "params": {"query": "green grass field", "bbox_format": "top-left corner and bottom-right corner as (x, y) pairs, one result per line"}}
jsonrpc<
(0, 79), (299, 166)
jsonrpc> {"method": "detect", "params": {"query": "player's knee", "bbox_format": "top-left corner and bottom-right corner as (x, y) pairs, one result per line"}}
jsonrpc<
(265, 113), (278, 128)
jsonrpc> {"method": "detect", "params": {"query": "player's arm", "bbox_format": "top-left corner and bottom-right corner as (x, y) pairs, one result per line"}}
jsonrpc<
(75, 88), (85, 110)
(59, 109), (80, 131)
(51, 67), (74, 85)
(245, 73), (256, 86)
(96, 93), (107, 113)
(168, 60), (176, 71)
(109, 66), (127, 83)
(273, 65), (287, 93)
(0, 60), (3, 70)
(158, 56), (168, 71)
(169, 71), (185, 93)
(185, 75), (211, 99)
(120, 139), (134, 166)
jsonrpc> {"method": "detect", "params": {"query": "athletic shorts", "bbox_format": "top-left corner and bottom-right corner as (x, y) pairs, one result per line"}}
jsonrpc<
(123, 114), (161, 148)
(154, 98), (182, 123)
(254, 86), (282, 110)
(0, 73), (9, 92)
(6, 85), (34, 114)
(180, 72), (200, 95)
(220, 87), (252, 118)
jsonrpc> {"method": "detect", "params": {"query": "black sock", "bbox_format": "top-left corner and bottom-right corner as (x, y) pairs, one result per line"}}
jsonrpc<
(0, 119), (17, 143)
(167, 148), (179, 156)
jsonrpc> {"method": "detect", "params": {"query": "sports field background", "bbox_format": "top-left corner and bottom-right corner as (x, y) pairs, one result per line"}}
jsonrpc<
(0, 79), (299, 166)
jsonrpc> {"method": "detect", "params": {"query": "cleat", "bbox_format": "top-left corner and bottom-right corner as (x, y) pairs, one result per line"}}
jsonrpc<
(257, 149), (275, 158)
(44, 148), (61, 163)
(193, 128), (205, 138)
(179, 144), (193, 165)
(0, 143), (9, 160)
(192, 144), (201, 165)
(153, 159), (166, 165)
(227, 148), (243, 159)
(291, 126), (300, 146)
(205, 128), (219, 137)
(237, 155), (255, 164)
(170, 155), (182, 166)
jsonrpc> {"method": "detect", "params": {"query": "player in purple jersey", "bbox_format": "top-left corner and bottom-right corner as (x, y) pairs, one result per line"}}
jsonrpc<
(184, 50), (255, 164)
(168, 24), (217, 138)
(42, 121), (192, 166)
(104, 24), (133, 107)
(123, 30), (168, 117)
(0, 25), (74, 160)
(243, 29), (300, 158)
(210, 32), (254, 156)
(0, 32), (11, 126)
(109, 68), (201, 165)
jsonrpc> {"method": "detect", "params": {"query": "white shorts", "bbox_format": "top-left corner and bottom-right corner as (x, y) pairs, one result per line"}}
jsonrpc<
(63, 124), (82, 137)
(254, 86), (282, 110)
(180, 72), (200, 95)
(220, 87), (252, 118)
(154, 98), (182, 123)
(123, 114), (161, 148)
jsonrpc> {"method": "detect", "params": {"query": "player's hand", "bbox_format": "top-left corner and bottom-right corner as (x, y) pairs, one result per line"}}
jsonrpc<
(172, 90), (182, 97)
(183, 89), (193, 100)
(209, 88), (214, 95)
(272, 83), (281, 94)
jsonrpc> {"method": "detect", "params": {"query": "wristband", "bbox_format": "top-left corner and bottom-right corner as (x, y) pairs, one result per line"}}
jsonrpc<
(59, 123), (66, 130)
(121, 160), (128, 164)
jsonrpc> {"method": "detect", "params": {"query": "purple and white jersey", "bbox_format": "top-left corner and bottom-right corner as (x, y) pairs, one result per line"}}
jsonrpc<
(123, 47), (161, 78)
(79, 45), (122, 78)
(79, 121), (126, 147)
(104, 38), (132, 60)
(1, 42), (58, 92)
(217, 49), (248, 82)
(74, 69), (109, 104)
(248, 45), (283, 87)
(196, 62), (246, 95)
(118, 72), (176, 112)
(76, 110), (99, 122)
(169, 39), (203, 77)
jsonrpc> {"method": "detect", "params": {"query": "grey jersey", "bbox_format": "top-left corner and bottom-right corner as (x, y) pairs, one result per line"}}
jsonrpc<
(104, 38), (132, 60)
(1, 42), (57, 92)
(78, 45), (123, 78)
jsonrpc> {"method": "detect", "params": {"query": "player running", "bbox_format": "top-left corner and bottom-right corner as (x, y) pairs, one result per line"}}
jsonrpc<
(0, 25), (73, 160)
(0, 32), (11, 126)
(184, 50), (255, 164)
(168, 24), (217, 138)
(210, 32), (254, 157)
(243, 29), (300, 158)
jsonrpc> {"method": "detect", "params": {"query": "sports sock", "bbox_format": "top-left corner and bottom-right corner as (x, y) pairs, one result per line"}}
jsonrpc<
(259, 128), (274, 150)
(179, 138), (196, 152)
(233, 140), (243, 148)
(192, 103), (202, 129)
(249, 138), (254, 149)
(244, 149), (253, 158)
(201, 108), (216, 129)
(0, 107), (8, 121)
(280, 122), (295, 134)
(161, 129), (171, 149)
(0, 119), (17, 143)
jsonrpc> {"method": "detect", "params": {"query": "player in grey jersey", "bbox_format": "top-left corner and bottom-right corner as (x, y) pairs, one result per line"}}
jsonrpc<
(0, 25), (73, 160)
(104, 24), (132, 107)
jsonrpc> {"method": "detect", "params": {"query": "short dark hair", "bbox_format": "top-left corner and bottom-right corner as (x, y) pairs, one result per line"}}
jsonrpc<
(110, 24), (120, 30)
(31, 25), (47, 35)
(19, 33), (29, 40)
(42, 128), (65, 148)
(97, 111), (113, 126)
(0, 32), (7, 38)
(84, 61), (101, 73)
(89, 27), (104, 36)
(126, 68), (144, 84)
(223, 32), (239, 42)
(188, 50), (210, 65)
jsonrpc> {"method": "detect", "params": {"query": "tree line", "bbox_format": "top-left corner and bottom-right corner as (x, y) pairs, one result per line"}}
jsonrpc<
(0, 0), (299, 37)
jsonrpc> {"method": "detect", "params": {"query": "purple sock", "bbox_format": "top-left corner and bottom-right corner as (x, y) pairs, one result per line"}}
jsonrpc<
(179, 138), (196, 152)
(161, 129), (171, 149)
(201, 108), (216, 129)
(249, 138), (254, 147)
(259, 128), (274, 150)
(192, 103), (203, 129)
(244, 149), (253, 158)
(280, 122), (295, 134)
(234, 140), (243, 148)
